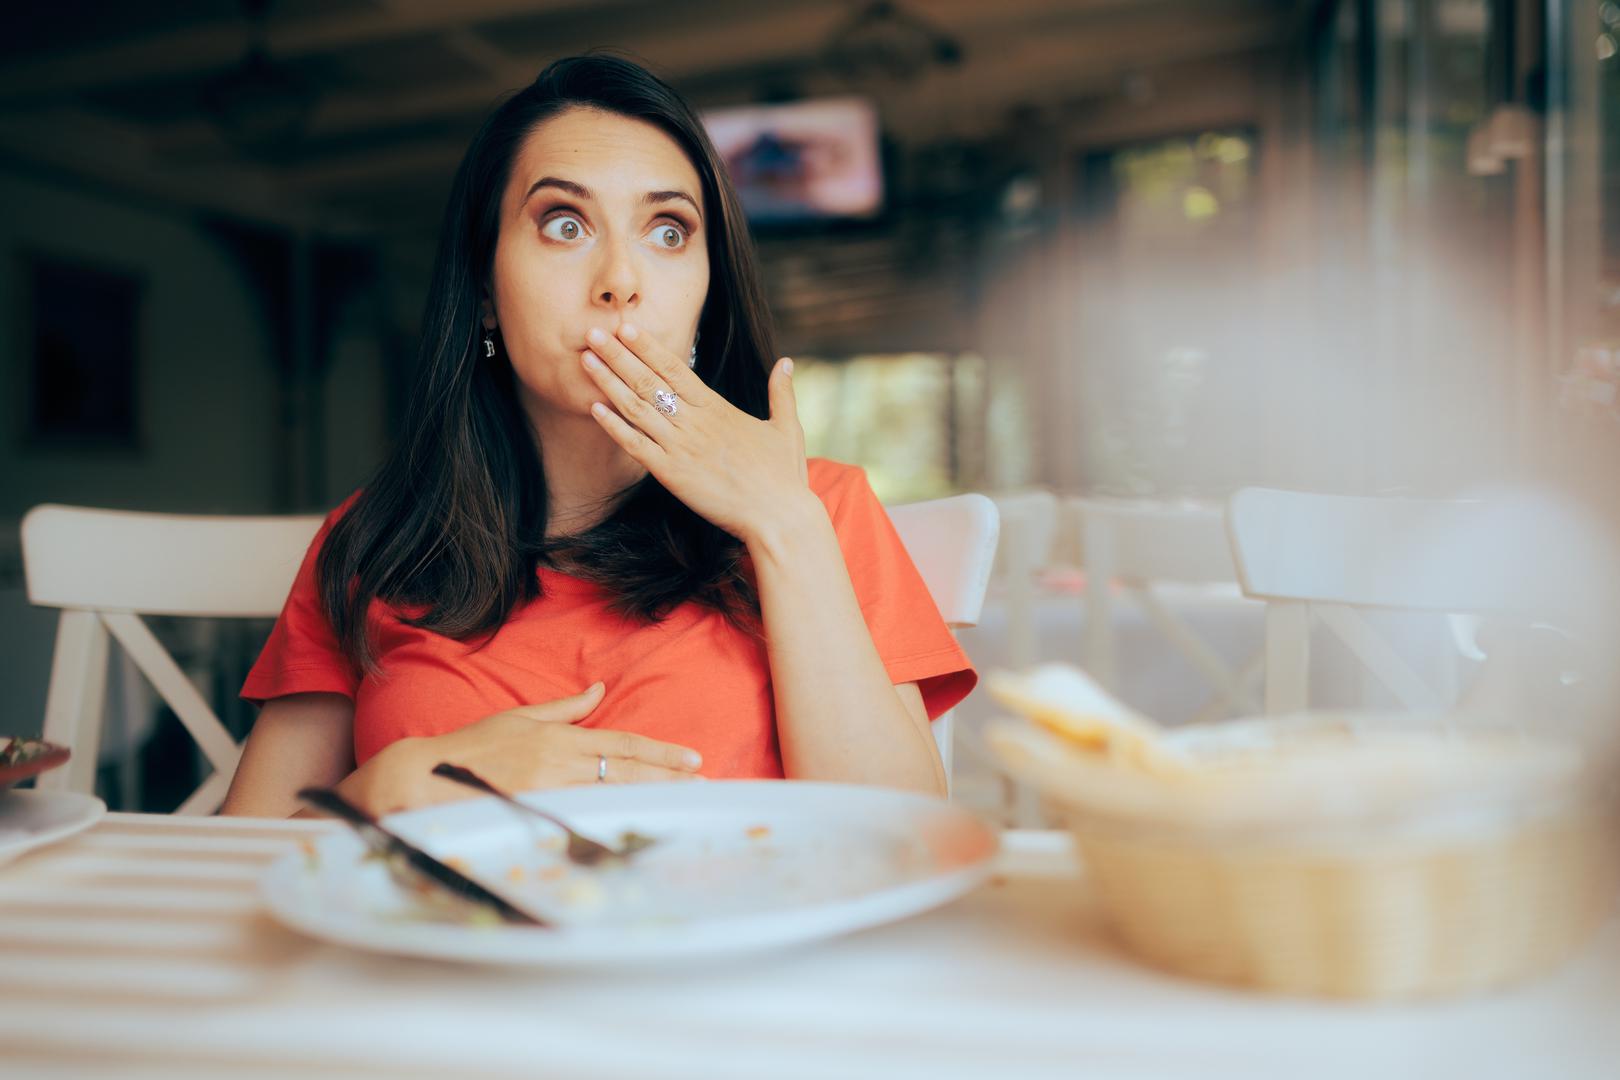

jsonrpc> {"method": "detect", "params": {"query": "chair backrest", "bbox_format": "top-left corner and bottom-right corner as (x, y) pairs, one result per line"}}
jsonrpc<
(1068, 496), (1262, 723)
(22, 505), (323, 813)
(886, 493), (1001, 785)
(989, 491), (1059, 579)
(1072, 497), (1238, 586)
(1225, 486), (1617, 715)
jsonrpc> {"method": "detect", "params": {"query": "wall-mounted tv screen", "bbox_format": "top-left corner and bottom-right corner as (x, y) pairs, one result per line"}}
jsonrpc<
(702, 97), (884, 225)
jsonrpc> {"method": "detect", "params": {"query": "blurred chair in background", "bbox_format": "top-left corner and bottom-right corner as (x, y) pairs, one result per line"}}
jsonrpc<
(1226, 486), (1620, 729)
(988, 491), (1060, 671)
(1068, 497), (1263, 725)
(981, 490), (1059, 823)
(886, 493), (1000, 789)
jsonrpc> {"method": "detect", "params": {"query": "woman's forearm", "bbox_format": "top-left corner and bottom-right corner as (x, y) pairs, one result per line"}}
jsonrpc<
(748, 493), (945, 795)
(288, 739), (420, 819)
(220, 693), (369, 818)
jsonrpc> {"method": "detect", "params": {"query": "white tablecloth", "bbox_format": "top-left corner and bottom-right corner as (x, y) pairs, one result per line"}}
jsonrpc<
(1, 812), (1614, 1079)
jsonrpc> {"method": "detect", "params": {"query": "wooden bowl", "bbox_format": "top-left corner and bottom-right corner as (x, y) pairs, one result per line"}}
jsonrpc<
(989, 712), (1619, 999)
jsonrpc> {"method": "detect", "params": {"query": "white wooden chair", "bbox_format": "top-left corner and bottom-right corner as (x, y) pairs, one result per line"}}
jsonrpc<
(21, 506), (322, 814)
(988, 491), (1059, 669)
(1225, 486), (1615, 715)
(23, 495), (997, 812)
(980, 491), (1058, 823)
(1069, 496), (1263, 724)
(887, 493), (1000, 788)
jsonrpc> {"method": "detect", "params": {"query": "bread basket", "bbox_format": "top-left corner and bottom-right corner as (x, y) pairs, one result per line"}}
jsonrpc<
(988, 709), (1619, 999)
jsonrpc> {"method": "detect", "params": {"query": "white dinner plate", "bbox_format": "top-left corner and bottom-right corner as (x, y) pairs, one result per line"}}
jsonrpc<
(0, 788), (106, 866)
(261, 780), (998, 967)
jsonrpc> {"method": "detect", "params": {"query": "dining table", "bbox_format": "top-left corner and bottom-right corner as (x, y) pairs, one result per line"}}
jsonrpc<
(0, 810), (1614, 1079)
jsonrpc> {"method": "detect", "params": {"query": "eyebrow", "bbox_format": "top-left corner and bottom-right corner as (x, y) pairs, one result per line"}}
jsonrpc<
(521, 176), (702, 221)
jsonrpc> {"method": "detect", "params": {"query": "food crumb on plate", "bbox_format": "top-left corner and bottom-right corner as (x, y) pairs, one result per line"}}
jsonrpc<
(558, 875), (605, 908)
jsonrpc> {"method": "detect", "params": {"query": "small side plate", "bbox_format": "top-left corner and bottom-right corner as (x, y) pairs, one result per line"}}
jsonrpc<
(0, 739), (71, 790)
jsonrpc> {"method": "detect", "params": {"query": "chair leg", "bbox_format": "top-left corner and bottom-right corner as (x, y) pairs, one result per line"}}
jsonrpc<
(1080, 516), (1117, 690)
(1315, 603), (1445, 711)
(38, 610), (110, 796)
(1265, 603), (1311, 715)
(1188, 648), (1268, 725)
(176, 769), (234, 816)
(934, 712), (954, 796)
(113, 650), (147, 813)
(1002, 517), (1039, 670)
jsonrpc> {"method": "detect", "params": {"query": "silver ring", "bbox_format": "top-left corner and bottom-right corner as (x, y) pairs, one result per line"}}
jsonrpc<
(653, 389), (679, 417)
(596, 754), (608, 783)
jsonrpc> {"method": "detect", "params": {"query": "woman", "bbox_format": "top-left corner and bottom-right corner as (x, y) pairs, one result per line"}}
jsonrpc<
(221, 54), (975, 818)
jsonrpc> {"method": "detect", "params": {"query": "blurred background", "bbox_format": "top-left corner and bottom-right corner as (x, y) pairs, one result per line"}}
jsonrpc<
(2, 1), (1616, 813)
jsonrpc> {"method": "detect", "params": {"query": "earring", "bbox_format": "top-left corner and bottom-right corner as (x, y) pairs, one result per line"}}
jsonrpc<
(483, 331), (496, 358)
(688, 329), (700, 369)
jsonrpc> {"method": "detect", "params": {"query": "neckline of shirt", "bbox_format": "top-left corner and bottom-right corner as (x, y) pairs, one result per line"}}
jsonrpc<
(536, 564), (601, 595)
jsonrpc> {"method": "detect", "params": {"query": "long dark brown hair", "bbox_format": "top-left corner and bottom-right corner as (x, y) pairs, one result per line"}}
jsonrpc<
(319, 54), (777, 672)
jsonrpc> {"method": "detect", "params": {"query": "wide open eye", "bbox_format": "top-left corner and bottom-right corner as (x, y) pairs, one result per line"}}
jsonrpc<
(541, 214), (585, 242)
(647, 221), (689, 250)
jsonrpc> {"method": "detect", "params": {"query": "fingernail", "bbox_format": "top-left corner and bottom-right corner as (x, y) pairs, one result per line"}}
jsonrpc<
(619, 322), (639, 340)
(587, 327), (607, 345)
(588, 681), (605, 694)
(783, 358), (794, 376)
(582, 350), (603, 369)
(682, 751), (702, 769)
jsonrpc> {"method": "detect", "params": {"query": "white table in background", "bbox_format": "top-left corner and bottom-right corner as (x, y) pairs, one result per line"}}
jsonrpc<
(0, 812), (1613, 1079)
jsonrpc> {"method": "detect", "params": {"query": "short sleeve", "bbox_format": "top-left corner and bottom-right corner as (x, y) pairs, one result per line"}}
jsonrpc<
(240, 498), (361, 706)
(814, 461), (978, 721)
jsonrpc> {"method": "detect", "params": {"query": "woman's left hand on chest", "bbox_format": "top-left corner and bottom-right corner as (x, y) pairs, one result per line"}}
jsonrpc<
(582, 322), (814, 544)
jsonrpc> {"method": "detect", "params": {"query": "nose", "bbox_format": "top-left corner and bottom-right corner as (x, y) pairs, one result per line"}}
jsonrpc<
(590, 236), (640, 312)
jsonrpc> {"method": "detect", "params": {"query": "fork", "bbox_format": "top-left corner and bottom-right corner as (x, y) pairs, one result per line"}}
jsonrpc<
(431, 763), (657, 867)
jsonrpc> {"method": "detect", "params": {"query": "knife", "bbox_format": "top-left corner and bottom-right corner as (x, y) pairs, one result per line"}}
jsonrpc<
(298, 787), (550, 928)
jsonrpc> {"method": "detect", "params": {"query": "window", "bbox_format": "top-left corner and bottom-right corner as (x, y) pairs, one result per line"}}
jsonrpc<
(1071, 130), (1262, 496)
(794, 351), (1032, 501)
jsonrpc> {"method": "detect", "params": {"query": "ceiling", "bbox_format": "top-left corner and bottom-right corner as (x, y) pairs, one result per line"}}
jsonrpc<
(0, 0), (1304, 242)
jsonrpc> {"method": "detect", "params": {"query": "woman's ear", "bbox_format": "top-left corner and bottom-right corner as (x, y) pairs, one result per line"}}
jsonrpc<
(480, 292), (497, 331)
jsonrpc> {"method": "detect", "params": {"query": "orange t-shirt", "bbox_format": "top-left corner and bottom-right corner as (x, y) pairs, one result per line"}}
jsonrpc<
(241, 459), (976, 778)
